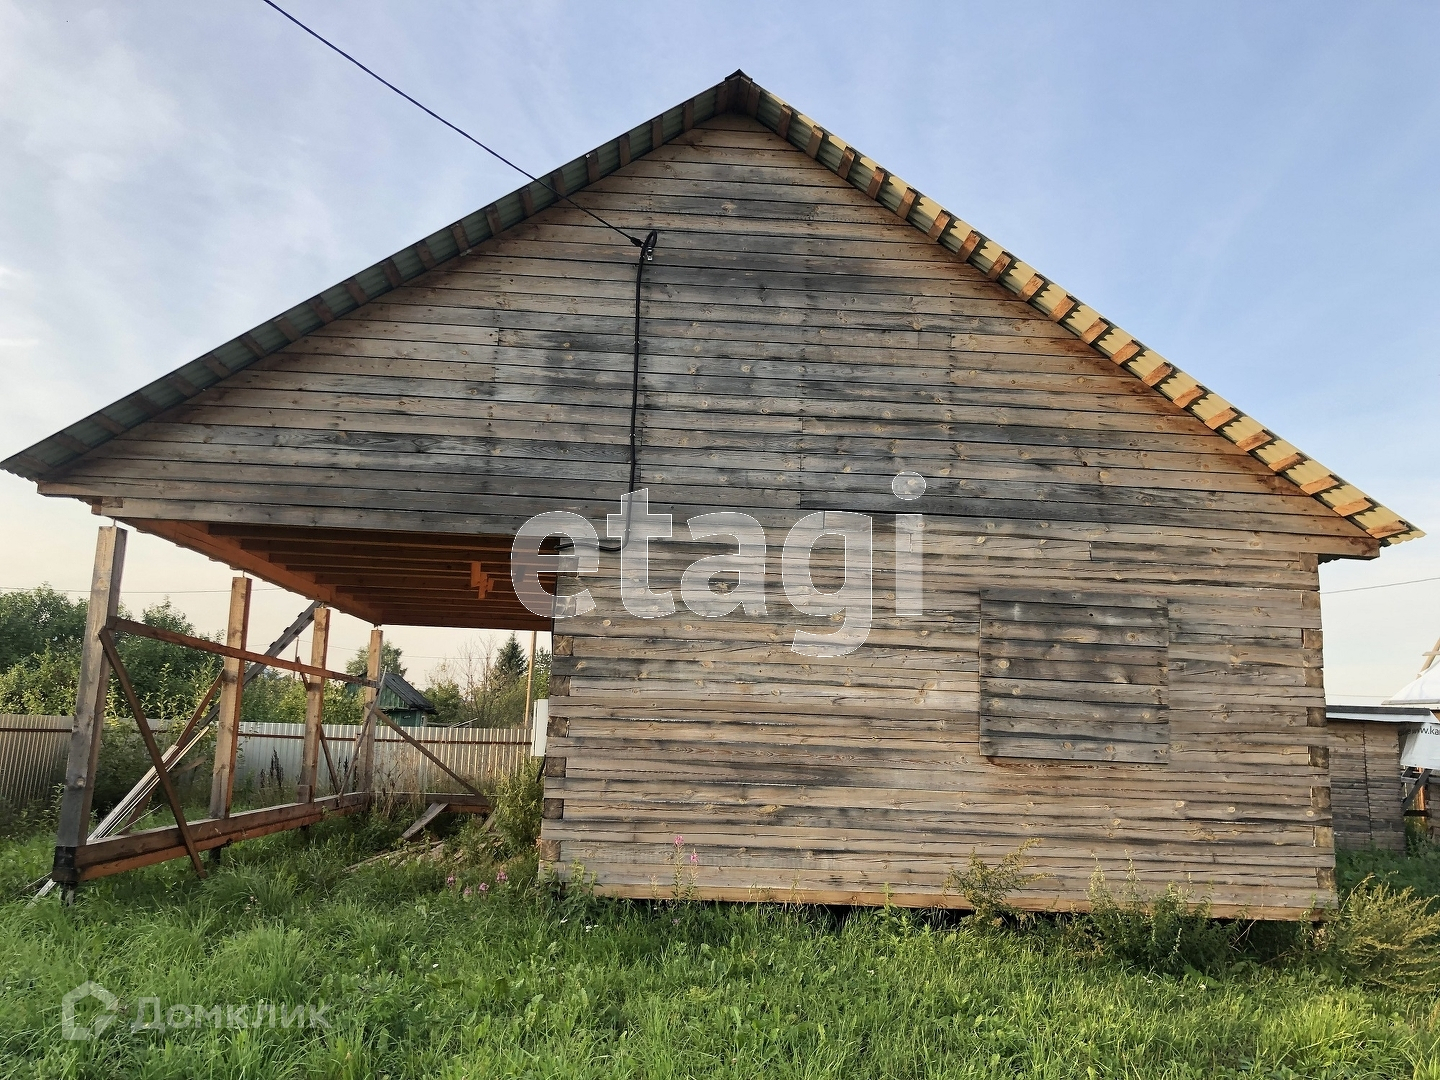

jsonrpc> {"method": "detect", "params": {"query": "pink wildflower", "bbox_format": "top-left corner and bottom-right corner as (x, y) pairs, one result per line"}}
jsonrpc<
(446, 874), (455, 886)
(478, 882), (489, 893)
(462, 887), (472, 899)
(496, 869), (508, 883)
(690, 851), (698, 865)
(674, 835), (684, 848)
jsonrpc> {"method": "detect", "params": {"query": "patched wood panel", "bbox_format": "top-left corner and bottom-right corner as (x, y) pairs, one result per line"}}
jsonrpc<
(978, 587), (1170, 762)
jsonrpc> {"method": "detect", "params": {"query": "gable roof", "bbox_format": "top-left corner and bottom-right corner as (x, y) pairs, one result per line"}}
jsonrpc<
(2, 70), (1420, 546)
(378, 672), (436, 715)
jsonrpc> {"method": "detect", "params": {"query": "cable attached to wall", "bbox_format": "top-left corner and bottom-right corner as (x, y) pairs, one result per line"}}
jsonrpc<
(601, 229), (661, 553)
(259, 0), (662, 553)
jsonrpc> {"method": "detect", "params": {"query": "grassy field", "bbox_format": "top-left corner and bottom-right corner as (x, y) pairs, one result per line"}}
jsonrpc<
(2, 812), (1439, 1079)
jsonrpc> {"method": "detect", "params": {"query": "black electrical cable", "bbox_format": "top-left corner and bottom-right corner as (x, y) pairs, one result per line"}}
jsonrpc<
(257, 0), (644, 248)
(601, 229), (661, 553)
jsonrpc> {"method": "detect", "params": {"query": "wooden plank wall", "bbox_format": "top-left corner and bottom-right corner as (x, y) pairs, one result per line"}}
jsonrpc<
(41, 114), (1371, 915)
(1329, 721), (1405, 852)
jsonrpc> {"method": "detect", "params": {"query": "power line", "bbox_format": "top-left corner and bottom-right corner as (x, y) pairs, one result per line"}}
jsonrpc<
(257, 0), (643, 248)
(1321, 576), (1440, 596)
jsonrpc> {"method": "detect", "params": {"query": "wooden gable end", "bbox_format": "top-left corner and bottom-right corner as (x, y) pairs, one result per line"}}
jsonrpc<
(41, 114), (1374, 557)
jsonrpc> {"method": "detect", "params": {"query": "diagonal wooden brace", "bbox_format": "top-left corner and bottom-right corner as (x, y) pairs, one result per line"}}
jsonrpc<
(372, 708), (484, 799)
(98, 629), (206, 878)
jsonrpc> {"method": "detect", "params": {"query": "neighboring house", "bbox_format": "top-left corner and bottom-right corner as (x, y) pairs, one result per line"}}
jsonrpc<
(3, 71), (1422, 918)
(1324, 704), (1432, 852)
(377, 672), (437, 728)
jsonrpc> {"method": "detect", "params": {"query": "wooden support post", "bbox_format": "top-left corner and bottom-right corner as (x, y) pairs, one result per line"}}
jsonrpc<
(297, 606), (330, 802)
(51, 526), (127, 892)
(209, 577), (252, 820)
(523, 630), (538, 731)
(357, 627), (382, 796)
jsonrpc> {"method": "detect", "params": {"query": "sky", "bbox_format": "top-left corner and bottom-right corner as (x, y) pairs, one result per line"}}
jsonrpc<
(0, 2), (1436, 698)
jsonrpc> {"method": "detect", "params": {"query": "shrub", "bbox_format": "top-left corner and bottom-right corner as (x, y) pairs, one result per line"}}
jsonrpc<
(1087, 868), (1238, 976)
(1317, 876), (1440, 992)
(943, 839), (1044, 925)
(491, 758), (543, 857)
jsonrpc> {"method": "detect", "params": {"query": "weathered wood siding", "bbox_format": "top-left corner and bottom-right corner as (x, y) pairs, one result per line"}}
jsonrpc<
(45, 115), (1363, 915)
(1328, 721), (1404, 852)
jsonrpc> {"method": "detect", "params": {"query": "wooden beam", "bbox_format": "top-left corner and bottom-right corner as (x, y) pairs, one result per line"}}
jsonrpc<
(358, 628), (382, 794)
(1047, 295), (1078, 323)
(373, 707), (483, 798)
(108, 617), (367, 686)
(985, 252), (1013, 281)
(1017, 274), (1046, 301)
(1235, 429), (1275, 453)
(895, 187), (918, 221)
(804, 125), (823, 158)
(97, 630), (205, 878)
(777, 105), (793, 140)
(298, 605), (330, 803)
(209, 577), (251, 820)
(51, 525), (127, 890)
(1330, 497), (1371, 517)
(123, 519), (386, 625)
(75, 794), (368, 880)
(1140, 363), (1175, 387)
(1170, 385), (1206, 409)
(1108, 341), (1141, 366)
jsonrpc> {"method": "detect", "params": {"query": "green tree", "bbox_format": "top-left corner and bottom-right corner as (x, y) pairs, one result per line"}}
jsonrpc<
(0, 648), (81, 715)
(427, 680), (467, 726)
(115, 601), (221, 723)
(345, 641), (406, 679)
(492, 635), (528, 688)
(531, 648), (551, 700)
(0, 598), (219, 724)
(0, 585), (87, 672)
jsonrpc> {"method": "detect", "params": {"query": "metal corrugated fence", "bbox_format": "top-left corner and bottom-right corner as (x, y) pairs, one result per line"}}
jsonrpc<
(0, 714), (70, 808)
(0, 716), (533, 809)
(237, 722), (531, 797)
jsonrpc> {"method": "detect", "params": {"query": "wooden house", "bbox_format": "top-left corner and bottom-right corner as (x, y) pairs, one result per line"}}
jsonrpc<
(1324, 704), (1427, 852)
(377, 672), (438, 728)
(4, 72), (1422, 917)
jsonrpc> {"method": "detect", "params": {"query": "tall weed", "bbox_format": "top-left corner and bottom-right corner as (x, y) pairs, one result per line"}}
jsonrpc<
(1317, 876), (1440, 992)
(491, 758), (543, 857)
(943, 838), (1044, 926)
(1087, 868), (1238, 976)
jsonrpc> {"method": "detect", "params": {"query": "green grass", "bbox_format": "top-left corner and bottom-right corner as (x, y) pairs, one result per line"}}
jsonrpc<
(1, 817), (1439, 1079)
